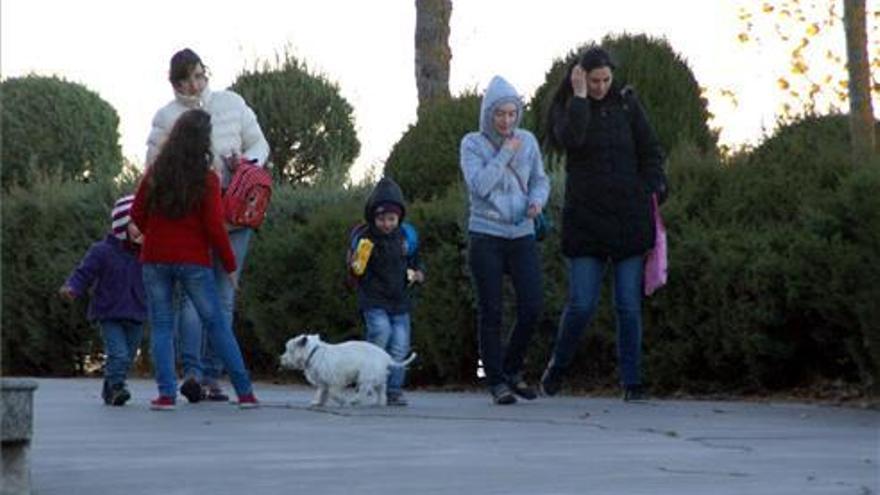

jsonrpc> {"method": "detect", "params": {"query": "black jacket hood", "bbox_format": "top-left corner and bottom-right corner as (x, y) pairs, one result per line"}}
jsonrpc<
(364, 177), (407, 223)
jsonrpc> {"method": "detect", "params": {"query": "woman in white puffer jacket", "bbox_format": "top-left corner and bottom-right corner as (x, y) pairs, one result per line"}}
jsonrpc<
(146, 48), (269, 181)
(145, 48), (269, 403)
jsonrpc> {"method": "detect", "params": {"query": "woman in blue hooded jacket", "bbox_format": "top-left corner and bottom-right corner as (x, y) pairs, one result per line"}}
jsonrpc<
(459, 76), (550, 405)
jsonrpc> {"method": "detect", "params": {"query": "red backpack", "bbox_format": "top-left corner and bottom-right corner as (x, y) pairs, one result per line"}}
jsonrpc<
(223, 159), (273, 229)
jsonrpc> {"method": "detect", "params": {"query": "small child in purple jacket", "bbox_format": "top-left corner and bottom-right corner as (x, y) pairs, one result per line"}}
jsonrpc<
(60, 195), (146, 406)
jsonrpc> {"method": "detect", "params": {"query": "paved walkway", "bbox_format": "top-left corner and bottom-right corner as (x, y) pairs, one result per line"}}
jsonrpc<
(27, 378), (879, 495)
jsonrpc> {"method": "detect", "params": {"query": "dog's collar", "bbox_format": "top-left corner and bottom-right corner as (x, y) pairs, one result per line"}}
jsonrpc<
(304, 346), (320, 369)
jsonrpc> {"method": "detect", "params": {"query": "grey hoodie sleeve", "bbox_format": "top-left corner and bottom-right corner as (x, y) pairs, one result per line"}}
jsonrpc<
(459, 134), (516, 199)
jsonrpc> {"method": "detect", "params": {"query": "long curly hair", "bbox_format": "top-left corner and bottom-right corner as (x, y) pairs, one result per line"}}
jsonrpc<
(147, 109), (213, 219)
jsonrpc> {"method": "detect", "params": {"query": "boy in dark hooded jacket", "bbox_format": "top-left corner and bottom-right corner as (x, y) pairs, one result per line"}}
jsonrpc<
(350, 177), (424, 406)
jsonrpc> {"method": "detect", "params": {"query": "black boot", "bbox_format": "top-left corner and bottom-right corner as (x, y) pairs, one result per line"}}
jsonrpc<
(507, 374), (537, 400)
(108, 382), (131, 406)
(622, 384), (647, 402)
(539, 366), (565, 397)
(101, 380), (112, 405)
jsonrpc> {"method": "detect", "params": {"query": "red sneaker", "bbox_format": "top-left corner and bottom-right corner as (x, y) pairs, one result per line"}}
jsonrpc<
(150, 395), (176, 411)
(237, 393), (259, 409)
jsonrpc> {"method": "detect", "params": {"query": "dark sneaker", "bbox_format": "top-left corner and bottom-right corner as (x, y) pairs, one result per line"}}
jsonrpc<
(623, 385), (647, 402)
(507, 376), (537, 400)
(490, 383), (517, 405)
(204, 386), (229, 402)
(387, 392), (408, 407)
(108, 383), (131, 407)
(150, 395), (176, 411)
(539, 366), (563, 397)
(238, 393), (260, 409)
(179, 377), (203, 403)
(101, 380), (112, 405)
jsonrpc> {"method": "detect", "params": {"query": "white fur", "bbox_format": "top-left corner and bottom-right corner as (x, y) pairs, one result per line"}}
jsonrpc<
(279, 333), (416, 407)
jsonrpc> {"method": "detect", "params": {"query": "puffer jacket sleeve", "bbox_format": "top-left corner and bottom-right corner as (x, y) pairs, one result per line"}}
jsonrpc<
(627, 92), (667, 203)
(236, 95), (270, 166)
(552, 96), (591, 150)
(145, 109), (171, 168)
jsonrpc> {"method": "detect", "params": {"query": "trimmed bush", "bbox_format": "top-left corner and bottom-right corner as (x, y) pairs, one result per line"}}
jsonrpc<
(383, 92), (480, 202)
(404, 186), (477, 385)
(238, 185), (365, 373)
(1, 177), (126, 375)
(528, 33), (716, 156)
(231, 53), (360, 185)
(1, 75), (122, 188)
(2, 115), (877, 396)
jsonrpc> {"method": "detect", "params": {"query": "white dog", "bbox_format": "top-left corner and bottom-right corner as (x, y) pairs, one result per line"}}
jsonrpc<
(279, 333), (417, 407)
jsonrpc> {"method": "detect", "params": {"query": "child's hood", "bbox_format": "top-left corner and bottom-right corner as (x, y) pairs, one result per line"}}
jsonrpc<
(364, 177), (406, 223)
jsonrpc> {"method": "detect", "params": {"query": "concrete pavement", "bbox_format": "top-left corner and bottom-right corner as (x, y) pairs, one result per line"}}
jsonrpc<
(27, 378), (879, 494)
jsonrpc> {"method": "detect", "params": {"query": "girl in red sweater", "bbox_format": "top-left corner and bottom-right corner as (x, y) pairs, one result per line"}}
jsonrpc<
(132, 109), (258, 410)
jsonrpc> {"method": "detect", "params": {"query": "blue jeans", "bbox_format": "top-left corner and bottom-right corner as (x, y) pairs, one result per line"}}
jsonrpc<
(548, 255), (644, 386)
(363, 309), (411, 395)
(177, 228), (252, 385)
(468, 233), (544, 387)
(100, 319), (143, 386)
(143, 263), (253, 398)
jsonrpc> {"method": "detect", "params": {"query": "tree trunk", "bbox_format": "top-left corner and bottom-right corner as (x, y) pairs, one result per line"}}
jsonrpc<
(415, 0), (452, 114)
(843, 0), (875, 164)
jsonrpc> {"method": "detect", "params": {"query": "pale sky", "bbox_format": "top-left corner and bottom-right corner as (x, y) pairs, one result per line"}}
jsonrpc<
(0, 1), (866, 181)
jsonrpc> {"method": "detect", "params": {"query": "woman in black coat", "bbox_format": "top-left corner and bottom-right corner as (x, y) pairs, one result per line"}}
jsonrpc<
(540, 47), (666, 401)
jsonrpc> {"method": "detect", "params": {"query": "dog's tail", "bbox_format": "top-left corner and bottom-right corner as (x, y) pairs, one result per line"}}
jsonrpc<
(389, 352), (417, 368)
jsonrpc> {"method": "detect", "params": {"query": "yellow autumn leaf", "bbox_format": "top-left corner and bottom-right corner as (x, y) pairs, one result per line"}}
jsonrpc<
(762, 3), (774, 13)
(791, 61), (808, 74)
(777, 78), (790, 90)
(806, 23), (820, 36)
(738, 33), (750, 43)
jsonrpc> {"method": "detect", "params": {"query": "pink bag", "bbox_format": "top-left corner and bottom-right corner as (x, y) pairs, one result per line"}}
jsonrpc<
(644, 194), (667, 296)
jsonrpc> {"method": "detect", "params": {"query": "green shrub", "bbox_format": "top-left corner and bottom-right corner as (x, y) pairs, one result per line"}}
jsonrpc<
(2, 113), (877, 395)
(1, 75), (123, 188)
(384, 92), (480, 201)
(1, 176), (128, 375)
(405, 186), (477, 385)
(230, 53), (360, 185)
(822, 161), (880, 389)
(528, 33), (716, 156)
(641, 115), (876, 393)
(238, 184), (365, 374)
(713, 114), (852, 226)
